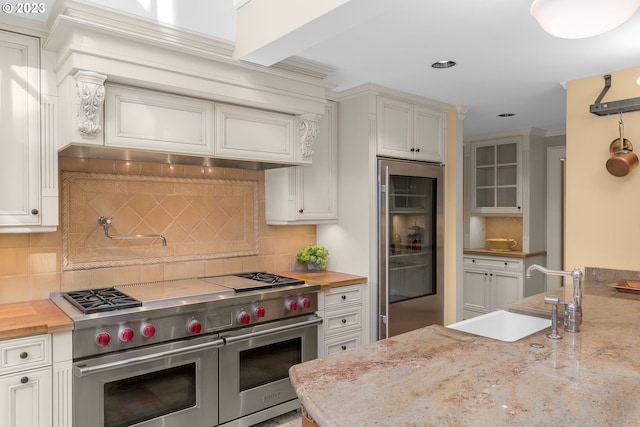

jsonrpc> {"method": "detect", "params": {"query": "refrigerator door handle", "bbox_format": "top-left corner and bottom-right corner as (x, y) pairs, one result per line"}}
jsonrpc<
(382, 165), (391, 339)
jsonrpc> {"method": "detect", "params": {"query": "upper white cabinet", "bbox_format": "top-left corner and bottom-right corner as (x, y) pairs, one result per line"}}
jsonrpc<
(469, 137), (522, 214)
(215, 103), (297, 163)
(0, 30), (57, 233)
(106, 84), (214, 155)
(376, 96), (446, 163)
(265, 101), (338, 224)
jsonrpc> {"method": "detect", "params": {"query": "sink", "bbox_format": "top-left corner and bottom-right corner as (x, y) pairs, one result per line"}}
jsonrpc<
(447, 310), (550, 342)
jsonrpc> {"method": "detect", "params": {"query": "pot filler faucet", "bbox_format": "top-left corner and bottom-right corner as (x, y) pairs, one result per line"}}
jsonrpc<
(525, 265), (583, 337)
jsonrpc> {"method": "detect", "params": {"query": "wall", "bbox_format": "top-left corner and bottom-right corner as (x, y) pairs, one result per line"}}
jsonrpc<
(0, 158), (316, 304)
(565, 66), (640, 270)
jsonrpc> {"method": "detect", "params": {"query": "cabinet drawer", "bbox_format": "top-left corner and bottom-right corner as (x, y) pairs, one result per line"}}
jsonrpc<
(0, 335), (50, 375)
(325, 285), (363, 308)
(324, 331), (362, 356)
(463, 257), (522, 272)
(323, 307), (362, 335)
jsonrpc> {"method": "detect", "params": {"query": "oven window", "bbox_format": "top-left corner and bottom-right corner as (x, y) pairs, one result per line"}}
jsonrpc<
(239, 338), (302, 391)
(103, 363), (197, 427)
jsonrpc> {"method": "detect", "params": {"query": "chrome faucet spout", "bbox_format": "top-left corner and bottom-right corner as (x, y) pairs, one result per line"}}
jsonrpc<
(525, 264), (583, 329)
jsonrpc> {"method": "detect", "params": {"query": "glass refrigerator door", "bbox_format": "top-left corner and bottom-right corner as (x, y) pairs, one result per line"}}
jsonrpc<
(388, 175), (437, 303)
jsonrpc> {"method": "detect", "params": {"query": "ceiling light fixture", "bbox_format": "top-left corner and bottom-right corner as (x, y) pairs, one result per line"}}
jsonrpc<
(530, 0), (640, 39)
(431, 60), (456, 69)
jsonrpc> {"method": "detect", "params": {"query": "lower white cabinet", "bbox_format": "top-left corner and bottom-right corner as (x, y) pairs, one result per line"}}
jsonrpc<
(0, 335), (52, 427)
(317, 283), (368, 357)
(462, 254), (545, 320)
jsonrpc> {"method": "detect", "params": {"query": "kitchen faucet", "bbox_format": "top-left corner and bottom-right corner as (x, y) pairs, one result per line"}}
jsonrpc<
(525, 264), (583, 332)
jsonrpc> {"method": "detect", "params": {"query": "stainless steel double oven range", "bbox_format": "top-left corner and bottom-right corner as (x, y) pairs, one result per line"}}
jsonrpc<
(50, 272), (321, 427)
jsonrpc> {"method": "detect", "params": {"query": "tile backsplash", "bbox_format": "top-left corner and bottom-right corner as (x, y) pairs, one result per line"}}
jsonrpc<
(0, 158), (316, 303)
(484, 216), (524, 251)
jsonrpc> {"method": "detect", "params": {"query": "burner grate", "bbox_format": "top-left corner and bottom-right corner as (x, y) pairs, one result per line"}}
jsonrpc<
(234, 272), (304, 288)
(64, 288), (142, 314)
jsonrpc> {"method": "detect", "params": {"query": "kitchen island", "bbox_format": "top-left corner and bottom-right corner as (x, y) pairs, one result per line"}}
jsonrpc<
(289, 280), (640, 426)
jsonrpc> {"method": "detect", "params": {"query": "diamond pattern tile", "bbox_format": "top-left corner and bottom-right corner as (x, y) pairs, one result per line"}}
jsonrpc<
(62, 171), (259, 270)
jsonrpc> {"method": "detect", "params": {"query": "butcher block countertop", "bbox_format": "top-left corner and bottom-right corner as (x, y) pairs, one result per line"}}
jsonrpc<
(290, 282), (640, 426)
(276, 271), (367, 291)
(0, 299), (73, 340)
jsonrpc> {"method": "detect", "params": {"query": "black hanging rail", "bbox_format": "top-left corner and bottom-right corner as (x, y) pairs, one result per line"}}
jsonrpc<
(590, 74), (640, 116)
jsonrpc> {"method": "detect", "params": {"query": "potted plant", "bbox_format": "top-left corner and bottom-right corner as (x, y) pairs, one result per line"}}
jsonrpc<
(296, 245), (329, 271)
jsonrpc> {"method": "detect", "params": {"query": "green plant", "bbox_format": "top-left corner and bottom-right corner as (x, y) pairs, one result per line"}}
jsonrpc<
(296, 244), (329, 270)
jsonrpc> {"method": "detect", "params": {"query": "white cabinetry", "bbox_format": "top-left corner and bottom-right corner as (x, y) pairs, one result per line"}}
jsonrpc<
(0, 30), (57, 233)
(215, 103), (297, 163)
(317, 284), (367, 357)
(0, 335), (52, 427)
(105, 84), (214, 155)
(377, 96), (446, 163)
(265, 101), (338, 224)
(462, 255), (545, 320)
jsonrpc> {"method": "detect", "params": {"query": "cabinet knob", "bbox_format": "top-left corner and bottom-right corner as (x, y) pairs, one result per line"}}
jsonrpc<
(484, 273), (488, 276)
(410, 148), (415, 152)
(415, 148), (420, 153)
(341, 319), (347, 324)
(20, 376), (29, 384)
(19, 351), (28, 359)
(31, 209), (39, 215)
(341, 295), (346, 300)
(298, 209), (303, 213)
(341, 345), (347, 351)
(517, 206), (522, 210)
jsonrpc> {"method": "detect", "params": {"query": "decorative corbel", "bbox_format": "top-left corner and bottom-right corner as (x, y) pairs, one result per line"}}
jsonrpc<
(74, 71), (107, 137)
(297, 113), (321, 160)
(456, 104), (470, 120)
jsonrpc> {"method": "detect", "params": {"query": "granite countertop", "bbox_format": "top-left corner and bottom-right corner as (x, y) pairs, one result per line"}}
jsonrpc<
(276, 271), (367, 291)
(463, 248), (547, 258)
(290, 281), (640, 426)
(0, 299), (73, 340)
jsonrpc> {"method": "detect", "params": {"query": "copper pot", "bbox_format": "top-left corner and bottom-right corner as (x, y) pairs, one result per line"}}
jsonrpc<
(606, 119), (638, 177)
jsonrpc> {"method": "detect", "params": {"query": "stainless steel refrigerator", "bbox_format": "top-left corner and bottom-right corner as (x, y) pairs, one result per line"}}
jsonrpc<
(378, 158), (444, 339)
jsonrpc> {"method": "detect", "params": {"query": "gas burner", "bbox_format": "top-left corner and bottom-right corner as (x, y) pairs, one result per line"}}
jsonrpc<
(234, 272), (304, 287)
(64, 288), (142, 314)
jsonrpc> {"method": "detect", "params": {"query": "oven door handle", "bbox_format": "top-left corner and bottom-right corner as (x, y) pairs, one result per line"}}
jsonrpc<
(222, 317), (323, 345)
(74, 338), (225, 377)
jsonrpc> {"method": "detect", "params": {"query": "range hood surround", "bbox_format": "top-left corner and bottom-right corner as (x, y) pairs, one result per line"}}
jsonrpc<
(45, 2), (332, 169)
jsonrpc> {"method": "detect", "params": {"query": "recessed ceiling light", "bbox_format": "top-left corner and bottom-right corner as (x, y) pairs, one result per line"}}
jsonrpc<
(498, 113), (516, 117)
(431, 60), (456, 69)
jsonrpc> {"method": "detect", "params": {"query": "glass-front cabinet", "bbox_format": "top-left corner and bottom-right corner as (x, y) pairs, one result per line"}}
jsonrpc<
(470, 138), (522, 214)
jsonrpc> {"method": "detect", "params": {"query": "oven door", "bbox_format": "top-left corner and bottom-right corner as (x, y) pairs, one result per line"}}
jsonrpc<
(73, 334), (223, 427)
(218, 314), (321, 424)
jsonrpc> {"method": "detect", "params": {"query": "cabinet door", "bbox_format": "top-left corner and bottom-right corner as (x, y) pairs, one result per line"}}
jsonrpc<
(215, 103), (296, 163)
(462, 268), (490, 317)
(471, 139), (522, 214)
(0, 31), (41, 227)
(265, 102), (337, 224)
(0, 367), (51, 427)
(376, 96), (413, 157)
(105, 84), (214, 155)
(492, 272), (523, 310)
(413, 105), (445, 163)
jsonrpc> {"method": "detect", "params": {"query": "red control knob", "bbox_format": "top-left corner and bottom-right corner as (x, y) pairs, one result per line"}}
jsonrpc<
(254, 306), (266, 317)
(286, 300), (298, 311)
(96, 332), (111, 347)
(188, 320), (202, 334)
(142, 324), (156, 338)
(119, 328), (134, 342)
(299, 297), (311, 309)
(237, 311), (251, 325)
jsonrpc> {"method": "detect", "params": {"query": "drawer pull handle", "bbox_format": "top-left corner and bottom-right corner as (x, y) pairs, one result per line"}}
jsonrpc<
(341, 319), (347, 324)
(19, 352), (28, 359)
(20, 376), (29, 384)
(341, 295), (346, 300)
(341, 345), (347, 350)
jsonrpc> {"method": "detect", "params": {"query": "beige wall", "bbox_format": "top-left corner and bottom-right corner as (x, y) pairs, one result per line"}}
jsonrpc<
(444, 106), (458, 324)
(0, 158), (317, 304)
(565, 66), (640, 270)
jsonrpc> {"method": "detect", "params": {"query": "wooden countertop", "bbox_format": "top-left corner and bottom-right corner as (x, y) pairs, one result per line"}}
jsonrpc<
(276, 271), (367, 291)
(290, 283), (640, 426)
(0, 299), (73, 340)
(463, 248), (547, 258)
